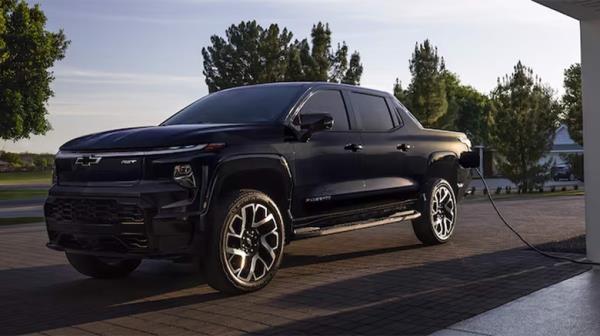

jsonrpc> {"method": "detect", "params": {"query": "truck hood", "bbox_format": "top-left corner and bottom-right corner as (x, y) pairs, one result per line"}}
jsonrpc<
(59, 123), (276, 151)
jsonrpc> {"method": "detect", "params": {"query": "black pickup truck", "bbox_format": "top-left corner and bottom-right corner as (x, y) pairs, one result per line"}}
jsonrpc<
(45, 82), (478, 293)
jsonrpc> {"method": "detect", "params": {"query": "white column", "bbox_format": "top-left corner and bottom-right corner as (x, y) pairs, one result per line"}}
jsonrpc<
(581, 19), (600, 262)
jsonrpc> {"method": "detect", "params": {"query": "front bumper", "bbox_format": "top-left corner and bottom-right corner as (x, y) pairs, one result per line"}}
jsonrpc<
(45, 181), (204, 258)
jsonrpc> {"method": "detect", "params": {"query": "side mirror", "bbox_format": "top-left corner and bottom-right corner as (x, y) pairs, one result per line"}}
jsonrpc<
(459, 151), (480, 169)
(299, 113), (334, 141)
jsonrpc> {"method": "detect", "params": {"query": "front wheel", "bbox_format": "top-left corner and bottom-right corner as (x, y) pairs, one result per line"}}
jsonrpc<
(204, 190), (285, 294)
(412, 178), (457, 245)
(66, 253), (141, 278)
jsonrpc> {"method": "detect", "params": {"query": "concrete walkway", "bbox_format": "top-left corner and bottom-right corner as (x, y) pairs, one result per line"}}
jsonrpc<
(432, 270), (600, 336)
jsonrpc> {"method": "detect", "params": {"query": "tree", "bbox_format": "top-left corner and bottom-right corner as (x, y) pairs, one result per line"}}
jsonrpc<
(0, 1), (69, 141)
(393, 78), (408, 104)
(202, 21), (363, 92)
(0, 151), (21, 167)
(309, 22), (330, 81)
(436, 70), (460, 130)
(342, 51), (363, 85)
(441, 71), (493, 146)
(394, 42), (491, 139)
(562, 63), (582, 145)
(202, 21), (292, 92)
(491, 61), (561, 189)
(405, 40), (448, 128)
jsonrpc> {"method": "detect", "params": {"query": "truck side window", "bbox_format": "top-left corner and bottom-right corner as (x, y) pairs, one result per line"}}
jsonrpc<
(300, 90), (350, 131)
(350, 92), (394, 131)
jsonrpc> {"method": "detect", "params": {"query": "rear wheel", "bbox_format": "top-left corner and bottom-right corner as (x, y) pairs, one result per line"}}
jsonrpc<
(66, 253), (141, 278)
(412, 178), (457, 245)
(204, 190), (285, 294)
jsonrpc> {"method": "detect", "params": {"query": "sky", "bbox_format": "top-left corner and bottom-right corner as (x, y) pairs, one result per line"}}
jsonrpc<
(4, 0), (580, 153)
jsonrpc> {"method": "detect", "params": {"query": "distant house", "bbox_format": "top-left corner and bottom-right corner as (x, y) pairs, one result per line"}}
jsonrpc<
(541, 124), (583, 167)
(481, 124), (583, 177)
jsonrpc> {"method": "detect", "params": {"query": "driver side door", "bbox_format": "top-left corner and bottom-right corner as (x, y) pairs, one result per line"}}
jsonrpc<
(292, 89), (365, 219)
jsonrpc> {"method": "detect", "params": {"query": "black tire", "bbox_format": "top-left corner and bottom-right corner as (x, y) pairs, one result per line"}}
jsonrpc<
(66, 253), (141, 279)
(412, 178), (457, 245)
(204, 189), (285, 294)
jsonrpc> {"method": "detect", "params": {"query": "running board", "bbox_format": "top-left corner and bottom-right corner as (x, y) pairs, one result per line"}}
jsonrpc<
(293, 210), (421, 240)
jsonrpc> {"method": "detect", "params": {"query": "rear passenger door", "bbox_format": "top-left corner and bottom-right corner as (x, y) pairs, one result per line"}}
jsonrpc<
(347, 91), (418, 197)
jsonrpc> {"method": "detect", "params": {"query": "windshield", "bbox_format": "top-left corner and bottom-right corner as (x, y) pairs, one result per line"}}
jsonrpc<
(162, 85), (305, 125)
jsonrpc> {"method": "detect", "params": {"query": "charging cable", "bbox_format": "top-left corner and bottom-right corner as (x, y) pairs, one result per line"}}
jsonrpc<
(475, 168), (600, 266)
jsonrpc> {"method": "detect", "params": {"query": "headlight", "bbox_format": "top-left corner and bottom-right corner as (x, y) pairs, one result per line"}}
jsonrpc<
(458, 135), (472, 150)
(173, 164), (196, 188)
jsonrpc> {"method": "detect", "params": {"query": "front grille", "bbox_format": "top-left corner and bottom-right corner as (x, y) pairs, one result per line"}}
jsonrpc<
(46, 198), (144, 225)
(46, 198), (149, 250)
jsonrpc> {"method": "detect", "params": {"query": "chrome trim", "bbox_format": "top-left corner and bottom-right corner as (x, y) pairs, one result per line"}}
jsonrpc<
(56, 144), (207, 158)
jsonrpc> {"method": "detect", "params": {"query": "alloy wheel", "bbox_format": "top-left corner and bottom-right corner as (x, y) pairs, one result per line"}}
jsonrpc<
(431, 185), (456, 240)
(223, 202), (280, 285)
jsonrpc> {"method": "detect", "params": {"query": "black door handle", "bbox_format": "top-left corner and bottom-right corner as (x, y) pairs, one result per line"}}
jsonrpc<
(344, 143), (363, 152)
(397, 143), (412, 152)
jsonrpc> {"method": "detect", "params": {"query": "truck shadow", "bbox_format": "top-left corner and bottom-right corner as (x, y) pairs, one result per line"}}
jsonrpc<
(0, 243), (425, 334)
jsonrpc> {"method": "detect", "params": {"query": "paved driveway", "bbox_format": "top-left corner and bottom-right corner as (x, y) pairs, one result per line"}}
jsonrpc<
(0, 198), (45, 218)
(0, 196), (588, 335)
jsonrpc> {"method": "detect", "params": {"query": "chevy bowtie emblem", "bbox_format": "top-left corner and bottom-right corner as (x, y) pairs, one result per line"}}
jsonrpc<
(75, 155), (102, 166)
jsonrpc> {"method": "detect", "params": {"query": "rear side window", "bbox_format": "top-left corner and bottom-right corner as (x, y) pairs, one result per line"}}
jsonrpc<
(394, 107), (405, 127)
(350, 92), (394, 131)
(300, 90), (350, 131)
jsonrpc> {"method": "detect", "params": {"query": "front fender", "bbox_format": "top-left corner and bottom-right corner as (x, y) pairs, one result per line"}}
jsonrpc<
(426, 151), (471, 200)
(203, 154), (293, 215)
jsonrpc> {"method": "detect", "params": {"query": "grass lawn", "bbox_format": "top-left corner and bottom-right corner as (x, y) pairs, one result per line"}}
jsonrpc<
(0, 171), (52, 185)
(0, 217), (45, 225)
(0, 189), (48, 200)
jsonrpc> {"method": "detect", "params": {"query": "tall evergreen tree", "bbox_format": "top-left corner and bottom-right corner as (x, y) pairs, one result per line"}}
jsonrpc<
(0, 0), (69, 141)
(491, 61), (560, 189)
(342, 52), (363, 85)
(258, 24), (293, 83)
(309, 22), (331, 81)
(202, 21), (362, 92)
(329, 42), (348, 83)
(406, 40), (448, 128)
(562, 63), (582, 145)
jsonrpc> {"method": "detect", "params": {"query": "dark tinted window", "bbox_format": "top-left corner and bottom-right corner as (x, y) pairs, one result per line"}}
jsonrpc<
(300, 90), (350, 131)
(395, 99), (423, 128)
(350, 92), (394, 130)
(394, 107), (405, 127)
(163, 86), (305, 125)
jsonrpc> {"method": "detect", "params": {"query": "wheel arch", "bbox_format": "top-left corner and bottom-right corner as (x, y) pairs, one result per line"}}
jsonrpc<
(205, 154), (294, 234)
(425, 151), (459, 195)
